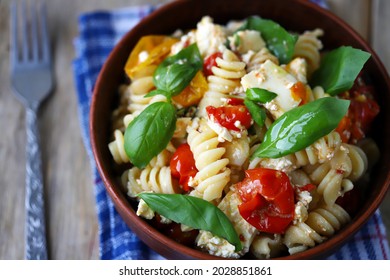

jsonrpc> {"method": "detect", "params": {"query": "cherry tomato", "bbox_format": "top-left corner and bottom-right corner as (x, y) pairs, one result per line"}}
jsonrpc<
(226, 97), (245, 106)
(336, 73), (380, 144)
(124, 35), (178, 79)
(336, 115), (352, 143)
(290, 81), (309, 105)
(203, 52), (222, 76)
(170, 143), (198, 192)
(172, 71), (208, 107)
(236, 168), (295, 234)
(206, 105), (252, 131)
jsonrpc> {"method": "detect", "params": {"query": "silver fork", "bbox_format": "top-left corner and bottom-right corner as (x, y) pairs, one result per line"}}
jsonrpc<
(10, 0), (54, 260)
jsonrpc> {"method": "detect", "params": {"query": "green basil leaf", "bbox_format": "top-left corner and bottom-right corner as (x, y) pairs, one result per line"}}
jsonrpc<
(144, 89), (169, 98)
(154, 63), (198, 96)
(244, 99), (266, 127)
(124, 102), (176, 168)
(162, 43), (202, 68)
(246, 88), (277, 103)
(310, 46), (371, 95)
(237, 16), (298, 64)
(154, 43), (202, 96)
(252, 97), (350, 159)
(138, 193), (243, 252)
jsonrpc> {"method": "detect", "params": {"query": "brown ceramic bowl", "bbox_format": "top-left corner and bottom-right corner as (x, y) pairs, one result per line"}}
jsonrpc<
(90, 0), (390, 259)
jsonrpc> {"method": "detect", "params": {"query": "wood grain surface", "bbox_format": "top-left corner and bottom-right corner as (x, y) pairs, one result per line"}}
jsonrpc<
(0, 0), (389, 260)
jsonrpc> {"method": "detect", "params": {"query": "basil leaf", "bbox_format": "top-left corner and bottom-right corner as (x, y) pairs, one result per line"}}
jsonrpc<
(310, 46), (371, 95)
(246, 88), (277, 103)
(154, 43), (202, 97)
(162, 42), (202, 68)
(154, 63), (198, 97)
(124, 102), (176, 168)
(144, 89), (169, 98)
(237, 16), (298, 64)
(244, 99), (266, 127)
(138, 193), (243, 252)
(253, 97), (350, 159)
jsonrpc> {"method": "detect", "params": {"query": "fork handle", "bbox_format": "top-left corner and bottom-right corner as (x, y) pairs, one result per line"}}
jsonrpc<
(25, 106), (48, 260)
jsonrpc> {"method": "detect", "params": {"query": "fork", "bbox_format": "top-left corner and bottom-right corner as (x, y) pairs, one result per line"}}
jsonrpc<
(10, 0), (54, 260)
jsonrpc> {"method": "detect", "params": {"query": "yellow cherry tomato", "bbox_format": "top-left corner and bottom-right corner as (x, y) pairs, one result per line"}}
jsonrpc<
(125, 35), (179, 79)
(172, 71), (208, 107)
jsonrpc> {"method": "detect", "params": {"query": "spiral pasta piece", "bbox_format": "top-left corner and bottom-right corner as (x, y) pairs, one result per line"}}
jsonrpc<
(197, 50), (246, 117)
(125, 143), (177, 197)
(250, 234), (285, 259)
(283, 221), (324, 255)
(305, 203), (350, 237)
(344, 143), (368, 182)
(127, 76), (155, 114)
(187, 118), (231, 201)
(126, 165), (179, 198)
(284, 203), (349, 255)
(246, 47), (279, 72)
(125, 65), (167, 121)
(108, 129), (129, 164)
(293, 28), (324, 75)
(303, 143), (357, 206)
(124, 65), (156, 113)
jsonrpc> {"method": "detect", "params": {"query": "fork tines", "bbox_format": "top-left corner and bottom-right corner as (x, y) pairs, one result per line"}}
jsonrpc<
(11, 0), (50, 64)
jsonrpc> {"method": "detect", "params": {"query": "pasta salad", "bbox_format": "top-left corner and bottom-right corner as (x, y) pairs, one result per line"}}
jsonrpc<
(108, 16), (380, 259)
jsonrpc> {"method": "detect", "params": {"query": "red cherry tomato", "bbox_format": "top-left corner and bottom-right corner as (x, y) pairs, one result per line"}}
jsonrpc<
(206, 105), (252, 131)
(226, 97), (245, 106)
(236, 168), (295, 234)
(336, 73), (380, 144)
(203, 52), (222, 76)
(170, 143), (198, 192)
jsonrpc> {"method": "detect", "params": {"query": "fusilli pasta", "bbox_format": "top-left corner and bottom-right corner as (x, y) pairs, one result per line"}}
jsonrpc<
(283, 203), (350, 255)
(197, 49), (246, 117)
(293, 28), (324, 75)
(186, 118), (231, 202)
(246, 47), (279, 72)
(250, 234), (285, 259)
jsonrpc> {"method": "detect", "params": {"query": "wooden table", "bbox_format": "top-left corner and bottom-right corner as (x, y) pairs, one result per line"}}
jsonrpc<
(0, 0), (389, 259)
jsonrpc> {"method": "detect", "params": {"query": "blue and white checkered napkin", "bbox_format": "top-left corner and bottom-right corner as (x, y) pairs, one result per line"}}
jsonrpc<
(73, 3), (390, 260)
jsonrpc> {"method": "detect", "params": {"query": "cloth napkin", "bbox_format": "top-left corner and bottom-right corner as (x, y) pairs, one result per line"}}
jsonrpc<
(73, 2), (390, 260)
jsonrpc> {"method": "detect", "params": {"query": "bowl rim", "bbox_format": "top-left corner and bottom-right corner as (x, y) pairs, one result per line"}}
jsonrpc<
(90, 0), (390, 260)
